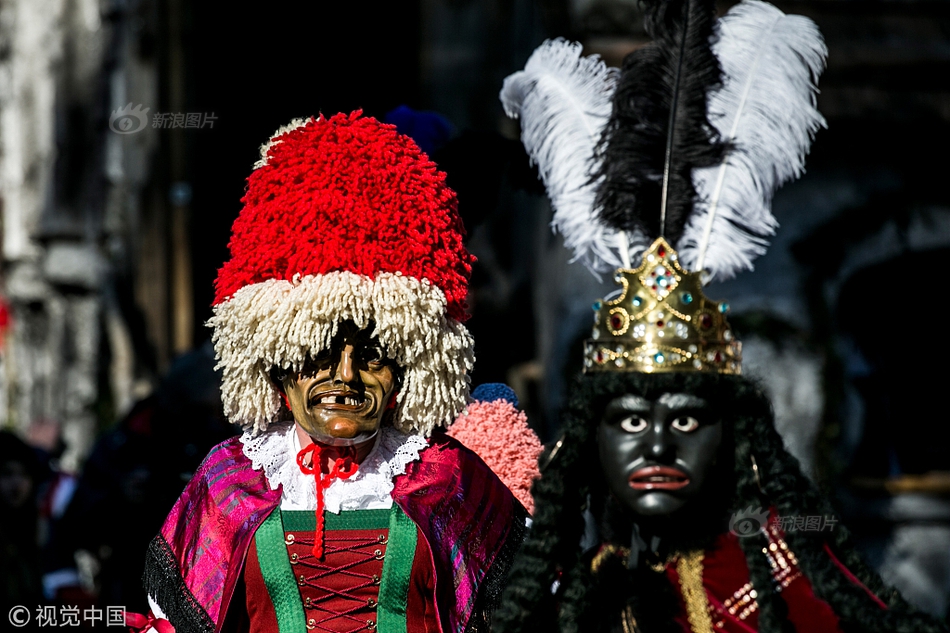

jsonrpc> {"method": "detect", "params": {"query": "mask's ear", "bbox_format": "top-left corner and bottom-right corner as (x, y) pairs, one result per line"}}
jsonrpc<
(383, 361), (405, 424)
(390, 363), (406, 393)
(269, 365), (291, 387)
(269, 366), (293, 412)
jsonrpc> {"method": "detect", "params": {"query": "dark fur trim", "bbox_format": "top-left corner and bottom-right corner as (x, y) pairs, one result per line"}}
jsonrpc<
(143, 535), (216, 633)
(492, 392), (595, 633)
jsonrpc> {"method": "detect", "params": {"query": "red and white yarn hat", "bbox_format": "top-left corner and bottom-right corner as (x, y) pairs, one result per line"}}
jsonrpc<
(209, 111), (475, 436)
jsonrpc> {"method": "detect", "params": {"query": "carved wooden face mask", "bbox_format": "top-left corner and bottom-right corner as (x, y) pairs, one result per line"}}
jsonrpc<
(597, 392), (723, 517)
(281, 321), (398, 446)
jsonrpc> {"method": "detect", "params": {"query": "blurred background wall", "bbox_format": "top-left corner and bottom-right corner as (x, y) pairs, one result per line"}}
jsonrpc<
(1, 0), (949, 620)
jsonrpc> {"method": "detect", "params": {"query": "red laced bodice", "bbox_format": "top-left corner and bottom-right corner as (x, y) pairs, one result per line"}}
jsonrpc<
(287, 527), (387, 632)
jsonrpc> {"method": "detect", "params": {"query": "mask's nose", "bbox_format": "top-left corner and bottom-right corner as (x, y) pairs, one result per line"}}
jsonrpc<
(648, 419), (675, 463)
(333, 343), (357, 384)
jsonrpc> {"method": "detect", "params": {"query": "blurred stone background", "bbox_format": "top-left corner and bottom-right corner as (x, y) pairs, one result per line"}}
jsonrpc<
(1, 0), (948, 619)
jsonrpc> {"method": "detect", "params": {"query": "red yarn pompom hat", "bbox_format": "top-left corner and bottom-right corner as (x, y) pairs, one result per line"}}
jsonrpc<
(209, 112), (476, 436)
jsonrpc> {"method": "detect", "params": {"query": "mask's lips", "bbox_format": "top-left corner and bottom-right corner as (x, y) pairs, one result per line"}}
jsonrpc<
(308, 388), (369, 412)
(628, 465), (690, 490)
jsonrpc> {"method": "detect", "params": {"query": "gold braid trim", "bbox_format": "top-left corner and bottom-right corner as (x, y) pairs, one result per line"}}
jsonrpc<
(591, 544), (631, 574)
(621, 604), (640, 633)
(676, 550), (715, 633)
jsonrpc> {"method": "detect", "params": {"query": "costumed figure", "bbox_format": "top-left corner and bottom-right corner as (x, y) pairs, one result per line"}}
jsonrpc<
(141, 112), (530, 633)
(493, 2), (949, 632)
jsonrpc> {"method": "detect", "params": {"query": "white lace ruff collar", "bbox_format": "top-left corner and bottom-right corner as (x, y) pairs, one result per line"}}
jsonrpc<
(240, 422), (428, 513)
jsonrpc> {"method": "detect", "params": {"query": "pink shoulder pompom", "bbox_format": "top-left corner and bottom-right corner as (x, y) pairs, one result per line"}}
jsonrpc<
(448, 398), (543, 514)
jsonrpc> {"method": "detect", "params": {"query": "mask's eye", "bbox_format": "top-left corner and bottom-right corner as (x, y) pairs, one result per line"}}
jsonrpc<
(303, 350), (333, 374)
(362, 344), (386, 365)
(671, 416), (699, 433)
(620, 417), (648, 433)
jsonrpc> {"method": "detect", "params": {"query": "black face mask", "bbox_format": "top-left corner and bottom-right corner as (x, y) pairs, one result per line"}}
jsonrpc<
(597, 392), (723, 518)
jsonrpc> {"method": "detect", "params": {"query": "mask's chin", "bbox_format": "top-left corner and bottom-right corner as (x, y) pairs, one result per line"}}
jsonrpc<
(630, 494), (689, 517)
(306, 426), (380, 447)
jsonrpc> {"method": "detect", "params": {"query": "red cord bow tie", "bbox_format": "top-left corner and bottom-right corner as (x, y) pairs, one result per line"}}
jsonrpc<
(297, 443), (359, 559)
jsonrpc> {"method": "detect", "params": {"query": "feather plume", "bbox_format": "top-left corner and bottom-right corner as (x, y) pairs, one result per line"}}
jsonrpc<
(500, 39), (634, 275)
(678, 0), (827, 282)
(594, 0), (727, 253)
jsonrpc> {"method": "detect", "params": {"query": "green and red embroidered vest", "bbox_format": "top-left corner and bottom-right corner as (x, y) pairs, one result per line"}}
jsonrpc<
(244, 506), (438, 633)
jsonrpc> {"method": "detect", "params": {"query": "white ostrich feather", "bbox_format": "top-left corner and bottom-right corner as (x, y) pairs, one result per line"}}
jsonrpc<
(501, 39), (642, 275)
(677, 0), (827, 282)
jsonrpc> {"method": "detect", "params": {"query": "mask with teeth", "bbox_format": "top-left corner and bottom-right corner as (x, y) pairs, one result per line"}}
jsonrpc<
(279, 321), (399, 448)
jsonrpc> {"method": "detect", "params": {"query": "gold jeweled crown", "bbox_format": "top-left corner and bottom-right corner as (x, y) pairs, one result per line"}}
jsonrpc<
(583, 238), (741, 374)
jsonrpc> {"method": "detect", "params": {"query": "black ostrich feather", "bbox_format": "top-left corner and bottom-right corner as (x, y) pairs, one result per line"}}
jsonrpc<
(593, 0), (728, 246)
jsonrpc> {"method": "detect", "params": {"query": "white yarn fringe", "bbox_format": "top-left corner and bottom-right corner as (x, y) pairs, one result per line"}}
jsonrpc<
(252, 117), (311, 170)
(210, 271), (474, 436)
